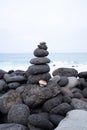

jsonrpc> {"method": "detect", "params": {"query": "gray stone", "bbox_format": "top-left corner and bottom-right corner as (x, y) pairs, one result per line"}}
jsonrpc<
(54, 110), (87, 130)
(27, 73), (51, 84)
(50, 75), (60, 83)
(34, 48), (49, 57)
(42, 94), (62, 112)
(71, 98), (87, 109)
(22, 82), (60, 108)
(4, 73), (26, 83)
(28, 114), (54, 130)
(30, 57), (50, 65)
(50, 103), (73, 116)
(28, 64), (50, 75)
(8, 104), (30, 125)
(16, 85), (25, 94)
(52, 67), (78, 77)
(8, 82), (20, 89)
(0, 123), (28, 130)
(0, 90), (22, 113)
(62, 96), (72, 104)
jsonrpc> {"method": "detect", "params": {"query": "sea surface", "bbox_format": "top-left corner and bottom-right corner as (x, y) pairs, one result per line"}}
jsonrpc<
(0, 53), (87, 73)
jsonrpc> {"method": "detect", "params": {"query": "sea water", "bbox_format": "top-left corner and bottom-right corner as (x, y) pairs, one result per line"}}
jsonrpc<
(0, 53), (87, 73)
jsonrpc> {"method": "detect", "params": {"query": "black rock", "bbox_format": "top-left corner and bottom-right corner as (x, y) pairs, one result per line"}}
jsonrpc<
(82, 87), (87, 98)
(28, 64), (50, 75)
(78, 71), (87, 78)
(73, 92), (83, 99)
(8, 82), (20, 89)
(58, 76), (68, 87)
(49, 114), (64, 126)
(27, 73), (51, 84)
(28, 114), (54, 130)
(50, 103), (73, 116)
(0, 80), (7, 91)
(8, 104), (30, 125)
(0, 69), (7, 79)
(0, 90), (22, 114)
(0, 123), (28, 130)
(42, 94), (62, 112)
(30, 57), (50, 65)
(62, 95), (72, 104)
(38, 42), (48, 50)
(34, 48), (49, 57)
(52, 67), (78, 77)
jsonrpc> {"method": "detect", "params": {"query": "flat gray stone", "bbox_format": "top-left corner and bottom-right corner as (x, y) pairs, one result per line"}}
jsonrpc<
(55, 110), (87, 130)
(30, 57), (50, 65)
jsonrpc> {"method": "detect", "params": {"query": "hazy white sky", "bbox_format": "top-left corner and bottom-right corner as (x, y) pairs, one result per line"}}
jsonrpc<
(0, 0), (87, 53)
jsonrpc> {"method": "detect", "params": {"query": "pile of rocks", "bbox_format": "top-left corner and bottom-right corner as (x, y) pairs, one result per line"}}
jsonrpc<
(26, 42), (51, 84)
(0, 43), (87, 130)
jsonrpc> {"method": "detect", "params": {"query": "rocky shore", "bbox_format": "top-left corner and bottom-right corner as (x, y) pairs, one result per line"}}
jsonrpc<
(0, 43), (87, 130)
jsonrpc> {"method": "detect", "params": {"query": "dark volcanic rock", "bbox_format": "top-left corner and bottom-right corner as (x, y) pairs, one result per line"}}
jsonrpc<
(78, 71), (87, 78)
(38, 42), (47, 50)
(22, 82), (60, 108)
(28, 64), (50, 75)
(71, 98), (87, 109)
(34, 48), (49, 57)
(0, 123), (28, 130)
(62, 95), (72, 104)
(0, 90), (22, 114)
(4, 73), (26, 83)
(49, 114), (64, 126)
(27, 73), (51, 84)
(30, 57), (50, 65)
(42, 94), (62, 112)
(73, 92), (83, 99)
(0, 79), (7, 91)
(50, 103), (73, 116)
(28, 114), (54, 130)
(0, 69), (7, 79)
(8, 104), (30, 125)
(52, 67), (78, 77)
(8, 82), (20, 89)
(58, 76), (68, 87)
(82, 87), (87, 98)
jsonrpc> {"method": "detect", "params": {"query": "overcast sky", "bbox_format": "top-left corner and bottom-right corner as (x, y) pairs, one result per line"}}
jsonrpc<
(0, 0), (87, 53)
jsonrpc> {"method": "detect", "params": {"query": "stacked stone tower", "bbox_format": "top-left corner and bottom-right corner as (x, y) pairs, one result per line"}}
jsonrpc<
(27, 42), (51, 84)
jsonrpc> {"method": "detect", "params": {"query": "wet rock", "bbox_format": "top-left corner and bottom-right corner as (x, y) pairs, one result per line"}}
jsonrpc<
(30, 57), (50, 65)
(8, 104), (30, 125)
(0, 90), (22, 113)
(0, 123), (28, 130)
(28, 114), (54, 130)
(52, 68), (78, 77)
(50, 103), (73, 116)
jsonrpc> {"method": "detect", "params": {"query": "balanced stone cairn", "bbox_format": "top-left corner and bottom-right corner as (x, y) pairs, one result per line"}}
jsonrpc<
(26, 42), (51, 85)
